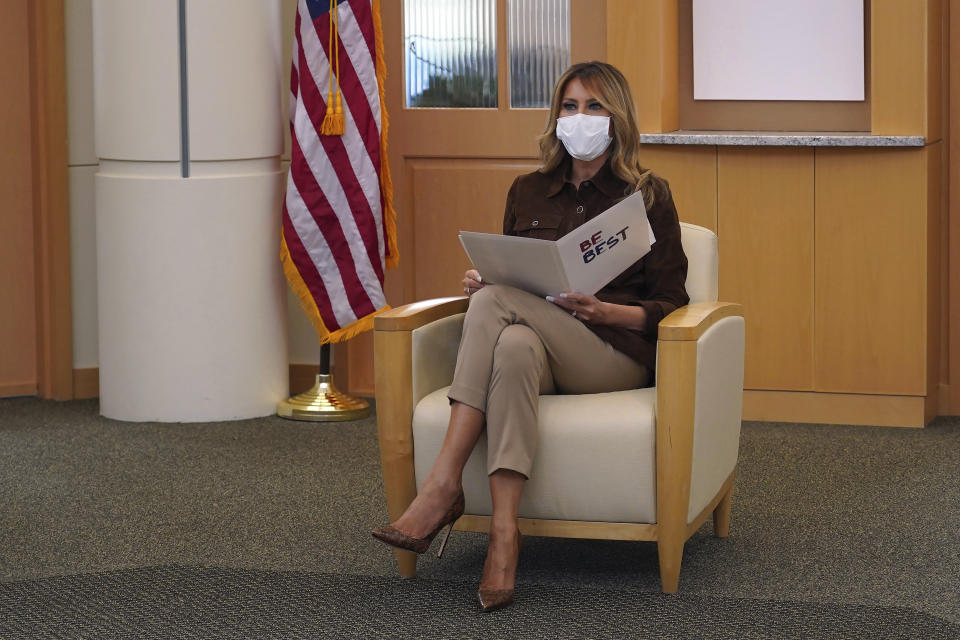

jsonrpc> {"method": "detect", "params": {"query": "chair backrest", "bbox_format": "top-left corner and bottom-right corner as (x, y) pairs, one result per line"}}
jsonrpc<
(679, 222), (718, 304)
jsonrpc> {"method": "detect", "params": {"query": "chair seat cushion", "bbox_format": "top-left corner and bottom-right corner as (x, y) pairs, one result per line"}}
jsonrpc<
(412, 386), (658, 523)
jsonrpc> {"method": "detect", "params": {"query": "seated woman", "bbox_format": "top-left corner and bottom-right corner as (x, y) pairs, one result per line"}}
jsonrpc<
(372, 61), (689, 612)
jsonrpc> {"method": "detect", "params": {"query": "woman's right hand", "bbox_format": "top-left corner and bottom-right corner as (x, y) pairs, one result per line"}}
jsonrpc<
(462, 269), (485, 296)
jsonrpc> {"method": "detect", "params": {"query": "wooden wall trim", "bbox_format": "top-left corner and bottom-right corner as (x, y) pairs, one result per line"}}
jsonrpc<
(949, 0), (959, 414)
(937, 0), (950, 415)
(72, 369), (929, 426)
(926, 143), (943, 416)
(74, 365), (371, 402)
(608, 0), (678, 133)
(871, 0), (936, 136)
(927, 0), (945, 142)
(28, 0), (72, 400)
(289, 363), (320, 396)
(0, 383), (39, 398)
(72, 368), (99, 400)
(743, 390), (928, 428)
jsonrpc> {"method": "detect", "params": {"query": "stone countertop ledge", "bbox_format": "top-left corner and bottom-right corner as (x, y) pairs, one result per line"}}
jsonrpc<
(639, 130), (926, 147)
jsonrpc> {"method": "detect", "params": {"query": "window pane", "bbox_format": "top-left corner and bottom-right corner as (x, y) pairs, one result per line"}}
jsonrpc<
(508, 0), (570, 108)
(404, 0), (497, 108)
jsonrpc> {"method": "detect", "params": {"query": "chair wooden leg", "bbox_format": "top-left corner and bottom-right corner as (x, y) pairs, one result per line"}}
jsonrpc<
(374, 331), (421, 578)
(394, 549), (418, 578)
(656, 537), (684, 594)
(713, 482), (734, 538)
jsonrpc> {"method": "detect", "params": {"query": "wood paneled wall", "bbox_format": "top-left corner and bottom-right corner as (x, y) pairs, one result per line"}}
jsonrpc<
(613, 1), (950, 425)
(871, 0), (943, 138)
(608, 0), (678, 133)
(1, 0), (72, 400)
(28, 0), (72, 400)
(950, 0), (960, 414)
(614, 1), (944, 138)
(814, 148), (931, 397)
(718, 149), (815, 392)
(39, 0), (954, 419)
(0, 0), (39, 397)
(637, 146), (716, 232)
(338, 0), (953, 416)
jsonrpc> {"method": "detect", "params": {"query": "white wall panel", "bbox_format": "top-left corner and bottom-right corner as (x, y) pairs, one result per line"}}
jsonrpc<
(187, 0), (284, 161)
(280, 159), (321, 364)
(282, 0), (297, 162)
(287, 290), (321, 364)
(93, 0), (181, 160)
(96, 166), (288, 421)
(692, 0), (865, 101)
(69, 166), (99, 369)
(80, 0), (304, 393)
(65, 0), (96, 166)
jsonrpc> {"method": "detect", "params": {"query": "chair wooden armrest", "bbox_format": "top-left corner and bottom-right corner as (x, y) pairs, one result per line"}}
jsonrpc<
(373, 296), (467, 577)
(374, 297), (468, 332)
(654, 300), (744, 593)
(658, 302), (743, 341)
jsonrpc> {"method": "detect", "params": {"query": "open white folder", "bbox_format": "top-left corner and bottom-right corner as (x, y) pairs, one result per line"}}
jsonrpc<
(459, 189), (654, 298)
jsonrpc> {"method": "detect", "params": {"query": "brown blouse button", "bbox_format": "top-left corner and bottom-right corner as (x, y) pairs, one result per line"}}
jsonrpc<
(576, 205), (584, 214)
(531, 220), (539, 226)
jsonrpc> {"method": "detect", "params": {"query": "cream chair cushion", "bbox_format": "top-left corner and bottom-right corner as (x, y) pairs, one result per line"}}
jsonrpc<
(413, 386), (658, 523)
(688, 315), (745, 520)
(411, 312), (464, 407)
(679, 222), (718, 304)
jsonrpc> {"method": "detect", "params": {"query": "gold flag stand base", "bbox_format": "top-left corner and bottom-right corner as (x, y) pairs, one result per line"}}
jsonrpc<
(277, 373), (371, 422)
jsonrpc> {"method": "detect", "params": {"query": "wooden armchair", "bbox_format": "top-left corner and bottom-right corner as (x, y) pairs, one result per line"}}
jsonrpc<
(373, 223), (745, 592)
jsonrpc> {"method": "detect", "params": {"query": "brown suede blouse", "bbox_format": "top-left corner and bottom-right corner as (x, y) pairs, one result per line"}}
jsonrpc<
(502, 158), (689, 371)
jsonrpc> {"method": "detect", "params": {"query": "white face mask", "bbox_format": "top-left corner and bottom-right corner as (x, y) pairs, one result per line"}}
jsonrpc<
(555, 113), (612, 161)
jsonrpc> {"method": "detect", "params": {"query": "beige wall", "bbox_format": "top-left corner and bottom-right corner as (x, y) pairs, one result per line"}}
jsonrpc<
(64, 0), (319, 372)
(65, 0), (97, 369)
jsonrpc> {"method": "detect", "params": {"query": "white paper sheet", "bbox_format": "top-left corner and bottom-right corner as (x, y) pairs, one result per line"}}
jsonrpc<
(459, 189), (652, 298)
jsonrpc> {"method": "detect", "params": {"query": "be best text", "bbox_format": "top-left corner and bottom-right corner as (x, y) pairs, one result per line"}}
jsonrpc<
(580, 226), (629, 264)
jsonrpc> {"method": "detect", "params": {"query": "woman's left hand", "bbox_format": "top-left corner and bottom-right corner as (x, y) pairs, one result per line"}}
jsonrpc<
(546, 292), (608, 324)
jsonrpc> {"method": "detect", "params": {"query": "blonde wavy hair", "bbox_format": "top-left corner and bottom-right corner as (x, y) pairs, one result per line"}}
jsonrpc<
(538, 61), (660, 209)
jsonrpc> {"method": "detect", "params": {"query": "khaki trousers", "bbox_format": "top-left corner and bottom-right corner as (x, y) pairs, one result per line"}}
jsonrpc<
(447, 285), (650, 477)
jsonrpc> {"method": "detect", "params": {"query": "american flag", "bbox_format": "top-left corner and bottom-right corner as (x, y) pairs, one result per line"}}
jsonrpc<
(281, 0), (398, 343)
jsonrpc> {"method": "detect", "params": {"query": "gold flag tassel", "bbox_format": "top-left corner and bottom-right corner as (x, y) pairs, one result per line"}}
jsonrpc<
(321, 0), (345, 136)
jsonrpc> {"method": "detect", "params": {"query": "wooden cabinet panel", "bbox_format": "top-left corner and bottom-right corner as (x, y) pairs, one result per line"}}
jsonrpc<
(871, 0), (931, 136)
(409, 159), (539, 302)
(640, 145), (716, 232)
(718, 148), (814, 391)
(814, 148), (927, 395)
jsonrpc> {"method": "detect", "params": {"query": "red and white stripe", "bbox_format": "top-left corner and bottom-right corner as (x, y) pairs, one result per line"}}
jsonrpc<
(283, 0), (388, 334)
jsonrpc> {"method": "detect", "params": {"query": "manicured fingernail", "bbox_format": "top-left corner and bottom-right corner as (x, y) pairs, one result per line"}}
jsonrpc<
(545, 296), (555, 303)
(477, 275), (482, 283)
(559, 293), (568, 298)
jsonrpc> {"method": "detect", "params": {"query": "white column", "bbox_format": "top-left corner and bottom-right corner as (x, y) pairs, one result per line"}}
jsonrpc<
(93, 0), (288, 421)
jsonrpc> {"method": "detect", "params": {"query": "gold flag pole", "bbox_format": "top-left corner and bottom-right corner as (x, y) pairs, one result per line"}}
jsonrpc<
(277, 344), (371, 421)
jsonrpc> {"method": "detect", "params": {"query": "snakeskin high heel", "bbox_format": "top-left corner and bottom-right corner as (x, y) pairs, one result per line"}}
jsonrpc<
(477, 529), (522, 612)
(371, 489), (465, 557)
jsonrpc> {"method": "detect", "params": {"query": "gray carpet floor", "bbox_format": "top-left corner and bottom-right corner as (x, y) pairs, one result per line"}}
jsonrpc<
(1, 398), (959, 638)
